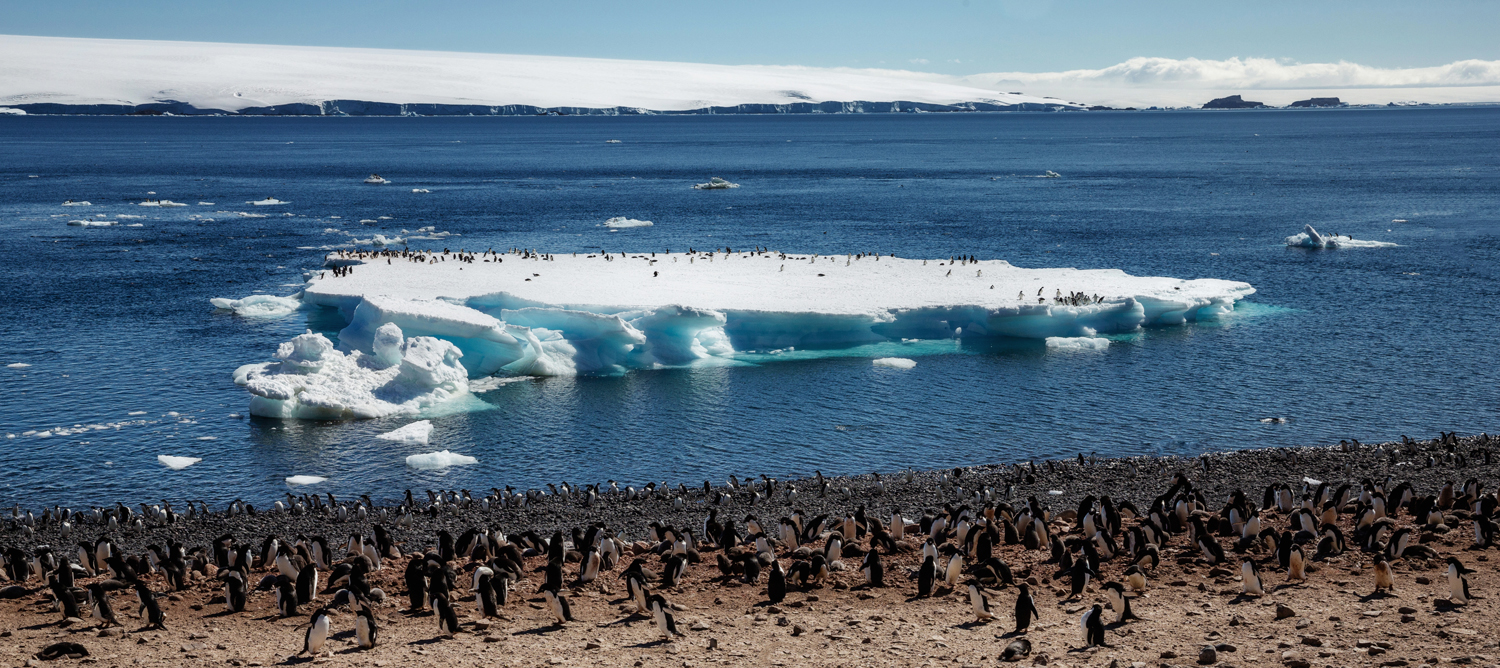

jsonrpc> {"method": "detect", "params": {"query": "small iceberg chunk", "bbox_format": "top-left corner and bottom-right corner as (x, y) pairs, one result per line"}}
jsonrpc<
(411, 188), (431, 193)
(693, 177), (740, 190)
(376, 420), (433, 445)
(248, 197), (287, 206)
(211, 294), (302, 318)
(61, 200), (92, 206)
(605, 139), (622, 144)
(364, 174), (390, 184)
(872, 357), (917, 369)
(285, 475), (327, 485)
(1285, 224), (1398, 249)
(1045, 337), (1110, 351)
(157, 455), (201, 470)
(405, 450), (477, 470)
(67, 219), (115, 227)
(7, 363), (32, 369)
(139, 199), (187, 207)
(603, 217), (653, 228)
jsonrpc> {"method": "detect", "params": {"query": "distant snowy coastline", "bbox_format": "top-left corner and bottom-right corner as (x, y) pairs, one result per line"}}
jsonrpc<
(0, 35), (1081, 116)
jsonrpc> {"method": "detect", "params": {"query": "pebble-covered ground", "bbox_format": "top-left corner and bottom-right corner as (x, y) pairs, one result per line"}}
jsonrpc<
(1, 433), (1497, 668)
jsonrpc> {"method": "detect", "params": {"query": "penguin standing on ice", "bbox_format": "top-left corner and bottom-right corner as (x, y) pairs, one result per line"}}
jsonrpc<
(302, 607), (330, 657)
(355, 605), (378, 649)
(968, 584), (994, 622)
(1241, 560), (1265, 596)
(1101, 581), (1138, 622)
(1447, 557), (1475, 605)
(1013, 583), (1040, 633)
(1080, 604), (1106, 647)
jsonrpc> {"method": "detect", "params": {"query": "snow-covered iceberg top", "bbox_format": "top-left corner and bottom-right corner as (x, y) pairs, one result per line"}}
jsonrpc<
(873, 357), (916, 369)
(405, 450), (477, 470)
(603, 217), (653, 228)
(240, 325), (469, 419)
(278, 249), (1253, 381)
(1286, 224), (1398, 249)
(376, 420), (433, 445)
(693, 177), (740, 190)
(157, 455), (202, 470)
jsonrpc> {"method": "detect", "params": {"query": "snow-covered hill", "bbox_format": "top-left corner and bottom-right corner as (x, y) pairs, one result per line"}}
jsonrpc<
(0, 35), (1081, 115)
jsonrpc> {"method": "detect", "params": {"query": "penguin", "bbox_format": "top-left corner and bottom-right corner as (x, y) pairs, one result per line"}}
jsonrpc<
(1123, 564), (1148, 593)
(1065, 560), (1096, 600)
(1446, 557), (1475, 605)
(1372, 553), (1395, 595)
(434, 595), (459, 636)
(917, 555), (936, 597)
(275, 579), (298, 618)
(862, 550), (883, 587)
(303, 607), (330, 657)
(662, 555), (687, 589)
(296, 562), (318, 606)
(968, 584), (994, 622)
(355, 605), (378, 649)
(1241, 560), (1264, 596)
(1287, 545), (1307, 583)
(1080, 603), (1106, 647)
(944, 554), (963, 589)
(543, 588), (572, 626)
(134, 582), (166, 630)
(404, 558), (426, 612)
(1101, 581), (1138, 622)
(86, 583), (118, 628)
(768, 560), (786, 604)
(1013, 583), (1040, 633)
(626, 570), (651, 613)
(50, 580), (81, 621)
(221, 571), (246, 613)
(648, 593), (681, 639)
(476, 573), (499, 618)
(1000, 637), (1032, 662)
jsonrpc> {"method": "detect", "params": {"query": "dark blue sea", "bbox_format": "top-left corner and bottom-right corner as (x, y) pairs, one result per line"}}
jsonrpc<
(2, 109), (1497, 508)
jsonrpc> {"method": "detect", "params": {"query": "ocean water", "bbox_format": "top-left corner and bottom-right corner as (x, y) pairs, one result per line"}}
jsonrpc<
(1, 109), (1497, 508)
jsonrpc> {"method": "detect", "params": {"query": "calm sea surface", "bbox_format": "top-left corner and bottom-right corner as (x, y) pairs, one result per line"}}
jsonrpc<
(1, 109), (1497, 507)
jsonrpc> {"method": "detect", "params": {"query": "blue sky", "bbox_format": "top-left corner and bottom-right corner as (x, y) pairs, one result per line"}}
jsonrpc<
(6, 0), (1497, 74)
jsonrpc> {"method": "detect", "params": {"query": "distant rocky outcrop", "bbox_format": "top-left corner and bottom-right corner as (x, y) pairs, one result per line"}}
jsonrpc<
(1289, 97), (1346, 108)
(1202, 95), (1265, 109)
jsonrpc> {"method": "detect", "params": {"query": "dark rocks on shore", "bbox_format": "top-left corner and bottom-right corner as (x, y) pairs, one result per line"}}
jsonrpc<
(1290, 97), (1346, 108)
(1203, 95), (1266, 109)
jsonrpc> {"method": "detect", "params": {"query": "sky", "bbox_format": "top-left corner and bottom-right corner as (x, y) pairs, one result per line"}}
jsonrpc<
(6, 0), (1497, 75)
(4, 1), (1500, 108)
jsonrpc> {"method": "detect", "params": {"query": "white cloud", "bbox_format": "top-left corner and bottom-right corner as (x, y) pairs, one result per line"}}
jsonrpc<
(908, 58), (930, 65)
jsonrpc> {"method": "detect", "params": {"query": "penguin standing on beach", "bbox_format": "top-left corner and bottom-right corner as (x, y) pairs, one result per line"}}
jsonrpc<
(296, 562), (318, 606)
(86, 583), (118, 628)
(221, 571), (246, 613)
(434, 596), (460, 637)
(917, 554), (936, 597)
(862, 550), (883, 587)
(1080, 604), (1106, 647)
(302, 607), (330, 657)
(134, 582), (166, 630)
(404, 558), (426, 612)
(648, 593), (681, 639)
(1241, 560), (1265, 596)
(275, 579), (298, 617)
(1287, 545), (1307, 583)
(968, 584), (994, 622)
(1101, 581), (1138, 622)
(1372, 553), (1395, 595)
(1447, 557), (1475, 605)
(542, 588), (573, 626)
(767, 560), (786, 604)
(1123, 565), (1148, 593)
(50, 580), (80, 621)
(355, 605), (378, 649)
(1013, 583), (1040, 633)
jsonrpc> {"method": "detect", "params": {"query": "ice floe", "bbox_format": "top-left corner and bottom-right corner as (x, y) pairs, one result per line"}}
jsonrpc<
(603, 217), (653, 228)
(872, 357), (916, 369)
(61, 200), (91, 206)
(411, 188), (431, 193)
(1285, 224), (1398, 249)
(157, 455), (201, 470)
(693, 177), (740, 190)
(210, 294), (303, 318)
(405, 450), (477, 470)
(468, 376), (531, 392)
(285, 475), (327, 485)
(236, 212), (269, 218)
(7, 363), (31, 369)
(376, 420), (433, 445)
(1044, 336), (1110, 351)
(248, 198), (287, 206)
(67, 219), (115, 227)
(240, 327), (469, 419)
(139, 199), (188, 207)
(292, 250), (1253, 380)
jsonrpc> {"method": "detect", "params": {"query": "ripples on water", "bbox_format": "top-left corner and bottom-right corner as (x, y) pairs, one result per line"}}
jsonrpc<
(0, 109), (1497, 507)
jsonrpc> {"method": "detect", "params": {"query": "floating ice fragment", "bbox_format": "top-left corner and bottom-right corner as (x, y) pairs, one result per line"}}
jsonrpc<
(605, 139), (622, 143)
(127, 410), (147, 415)
(411, 188), (431, 193)
(35, 431), (52, 438)
(1041, 171), (1061, 178)
(1286, 224), (1397, 249)
(1044, 337), (1110, 351)
(7, 363), (31, 369)
(211, 294), (303, 318)
(405, 450), (477, 470)
(236, 212), (269, 218)
(376, 420), (433, 445)
(243, 328), (469, 419)
(285, 475), (327, 485)
(603, 217), (653, 228)
(157, 455), (201, 470)
(693, 177), (740, 190)
(872, 357), (916, 369)
(61, 200), (92, 206)
(67, 219), (116, 227)
(196, 436), (217, 440)
(198, 202), (215, 205)
(248, 198), (287, 205)
(468, 376), (530, 392)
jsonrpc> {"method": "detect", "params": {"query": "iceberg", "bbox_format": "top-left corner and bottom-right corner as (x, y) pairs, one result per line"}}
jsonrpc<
(376, 420), (433, 445)
(211, 294), (303, 318)
(139, 200), (187, 207)
(872, 357), (916, 369)
(603, 217), (653, 228)
(239, 327), (469, 419)
(61, 200), (91, 206)
(157, 455), (201, 470)
(1285, 224), (1398, 249)
(1044, 336), (1110, 351)
(67, 219), (115, 227)
(7, 363), (31, 369)
(285, 475), (327, 485)
(290, 250), (1254, 381)
(405, 450), (477, 470)
(693, 177), (740, 190)
(248, 198), (287, 206)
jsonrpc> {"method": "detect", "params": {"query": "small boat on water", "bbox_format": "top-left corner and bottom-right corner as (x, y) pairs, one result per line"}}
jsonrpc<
(364, 174), (390, 184)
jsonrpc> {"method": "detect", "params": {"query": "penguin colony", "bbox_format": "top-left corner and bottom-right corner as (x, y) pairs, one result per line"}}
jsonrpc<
(0, 431), (1496, 662)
